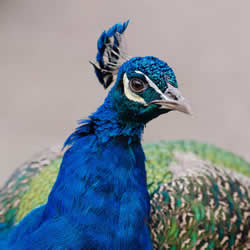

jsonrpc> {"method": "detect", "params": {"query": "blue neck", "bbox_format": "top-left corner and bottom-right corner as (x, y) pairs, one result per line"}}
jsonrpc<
(43, 97), (152, 249)
(91, 95), (145, 143)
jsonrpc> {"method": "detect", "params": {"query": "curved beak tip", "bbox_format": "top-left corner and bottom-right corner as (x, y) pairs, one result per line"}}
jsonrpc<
(181, 101), (193, 115)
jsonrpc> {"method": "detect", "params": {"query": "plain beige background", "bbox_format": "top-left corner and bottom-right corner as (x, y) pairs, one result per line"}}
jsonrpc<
(1, 0), (250, 185)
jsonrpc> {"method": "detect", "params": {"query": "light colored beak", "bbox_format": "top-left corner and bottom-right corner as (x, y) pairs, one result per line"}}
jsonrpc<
(148, 84), (192, 115)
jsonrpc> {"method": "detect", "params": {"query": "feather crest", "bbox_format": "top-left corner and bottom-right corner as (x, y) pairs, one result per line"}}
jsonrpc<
(90, 20), (130, 89)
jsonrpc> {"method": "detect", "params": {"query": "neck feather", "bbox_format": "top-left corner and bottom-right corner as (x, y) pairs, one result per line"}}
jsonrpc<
(90, 96), (144, 143)
(43, 98), (151, 248)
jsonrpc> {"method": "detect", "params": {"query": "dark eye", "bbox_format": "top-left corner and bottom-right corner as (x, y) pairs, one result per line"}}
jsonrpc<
(129, 78), (147, 93)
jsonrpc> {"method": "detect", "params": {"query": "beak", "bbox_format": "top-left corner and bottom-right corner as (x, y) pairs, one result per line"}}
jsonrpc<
(148, 84), (192, 115)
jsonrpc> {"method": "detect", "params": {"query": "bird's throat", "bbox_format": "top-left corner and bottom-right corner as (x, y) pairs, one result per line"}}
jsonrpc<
(90, 96), (145, 143)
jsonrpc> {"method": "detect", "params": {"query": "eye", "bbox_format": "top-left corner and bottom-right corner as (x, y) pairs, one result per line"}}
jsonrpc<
(129, 78), (147, 93)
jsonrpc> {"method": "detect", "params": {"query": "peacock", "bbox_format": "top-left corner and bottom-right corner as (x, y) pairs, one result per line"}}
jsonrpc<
(1, 21), (250, 249)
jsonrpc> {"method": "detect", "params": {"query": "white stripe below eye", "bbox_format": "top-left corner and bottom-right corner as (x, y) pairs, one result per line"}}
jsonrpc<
(123, 73), (146, 105)
(135, 70), (169, 101)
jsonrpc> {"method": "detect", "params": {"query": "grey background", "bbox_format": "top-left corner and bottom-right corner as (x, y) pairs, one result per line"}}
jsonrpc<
(1, 0), (250, 185)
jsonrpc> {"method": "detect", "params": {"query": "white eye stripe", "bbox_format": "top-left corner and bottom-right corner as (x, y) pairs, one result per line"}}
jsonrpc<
(123, 73), (146, 105)
(134, 70), (169, 101)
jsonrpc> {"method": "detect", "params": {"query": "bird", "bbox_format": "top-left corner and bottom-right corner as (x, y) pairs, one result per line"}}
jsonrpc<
(1, 21), (250, 249)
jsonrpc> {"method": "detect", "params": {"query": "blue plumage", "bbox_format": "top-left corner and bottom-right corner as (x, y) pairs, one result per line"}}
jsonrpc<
(9, 102), (151, 249)
(2, 21), (191, 249)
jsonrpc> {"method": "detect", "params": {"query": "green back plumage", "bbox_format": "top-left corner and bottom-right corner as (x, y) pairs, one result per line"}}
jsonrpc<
(150, 150), (250, 249)
(1, 140), (250, 248)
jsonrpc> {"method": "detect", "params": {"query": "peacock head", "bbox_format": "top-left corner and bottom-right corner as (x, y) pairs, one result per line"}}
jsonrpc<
(91, 21), (191, 124)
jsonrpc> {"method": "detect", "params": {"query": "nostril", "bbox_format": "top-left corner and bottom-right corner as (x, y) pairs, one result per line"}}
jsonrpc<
(167, 92), (178, 101)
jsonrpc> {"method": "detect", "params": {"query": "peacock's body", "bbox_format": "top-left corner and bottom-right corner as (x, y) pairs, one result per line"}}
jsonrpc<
(1, 21), (250, 249)
(1, 141), (250, 249)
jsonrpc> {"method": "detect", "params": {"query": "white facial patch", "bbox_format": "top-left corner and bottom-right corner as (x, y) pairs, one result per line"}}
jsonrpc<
(123, 73), (146, 105)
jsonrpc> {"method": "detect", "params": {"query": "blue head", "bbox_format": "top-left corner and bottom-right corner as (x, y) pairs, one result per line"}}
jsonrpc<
(91, 21), (191, 125)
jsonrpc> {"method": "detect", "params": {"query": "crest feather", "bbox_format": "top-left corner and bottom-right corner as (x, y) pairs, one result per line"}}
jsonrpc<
(90, 20), (130, 89)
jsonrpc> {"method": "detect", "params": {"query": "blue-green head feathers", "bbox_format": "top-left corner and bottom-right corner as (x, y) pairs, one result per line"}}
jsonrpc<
(109, 56), (179, 124)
